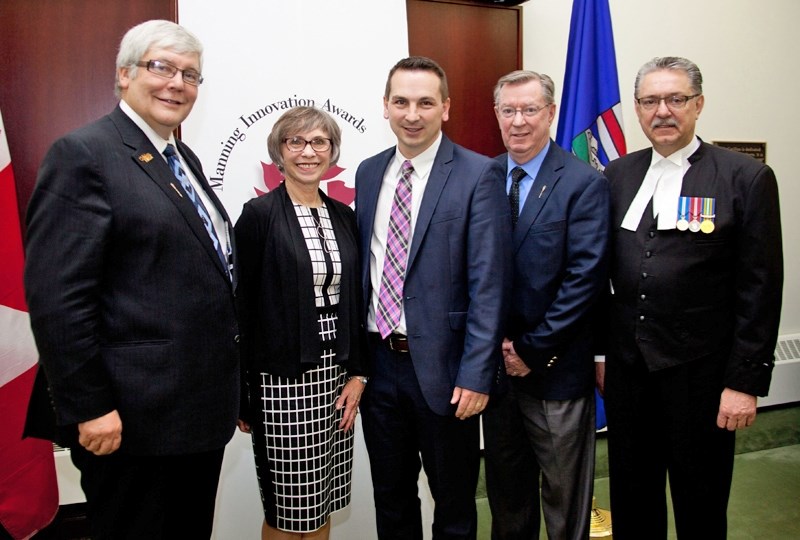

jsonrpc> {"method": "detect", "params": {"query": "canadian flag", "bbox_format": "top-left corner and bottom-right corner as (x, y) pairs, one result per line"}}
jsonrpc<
(0, 109), (58, 538)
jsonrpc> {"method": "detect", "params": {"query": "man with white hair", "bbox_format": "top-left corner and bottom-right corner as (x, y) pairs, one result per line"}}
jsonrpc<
(24, 20), (239, 538)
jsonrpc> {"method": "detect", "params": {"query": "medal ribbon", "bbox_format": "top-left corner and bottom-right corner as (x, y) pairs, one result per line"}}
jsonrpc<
(690, 197), (701, 222)
(678, 196), (689, 221)
(701, 197), (715, 221)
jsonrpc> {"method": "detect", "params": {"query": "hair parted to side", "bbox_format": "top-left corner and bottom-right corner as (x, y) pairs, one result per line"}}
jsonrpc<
(493, 70), (556, 105)
(384, 56), (449, 101)
(115, 19), (204, 98)
(634, 56), (703, 97)
(267, 106), (342, 173)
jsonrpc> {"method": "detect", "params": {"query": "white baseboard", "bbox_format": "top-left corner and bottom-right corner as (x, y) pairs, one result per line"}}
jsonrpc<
(760, 333), (800, 408)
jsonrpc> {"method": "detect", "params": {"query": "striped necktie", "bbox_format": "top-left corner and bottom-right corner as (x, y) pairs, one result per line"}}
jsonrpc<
(163, 144), (230, 278)
(376, 160), (414, 338)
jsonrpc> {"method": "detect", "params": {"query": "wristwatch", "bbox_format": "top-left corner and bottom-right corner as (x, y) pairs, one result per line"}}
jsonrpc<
(349, 376), (369, 385)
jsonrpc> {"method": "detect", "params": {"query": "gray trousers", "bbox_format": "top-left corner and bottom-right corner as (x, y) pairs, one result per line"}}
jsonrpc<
(483, 386), (595, 540)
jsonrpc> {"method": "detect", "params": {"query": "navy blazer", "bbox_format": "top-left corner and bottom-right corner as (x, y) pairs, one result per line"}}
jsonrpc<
(355, 135), (512, 414)
(24, 105), (240, 455)
(605, 141), (783, 396)
(498, 142), (610, 400)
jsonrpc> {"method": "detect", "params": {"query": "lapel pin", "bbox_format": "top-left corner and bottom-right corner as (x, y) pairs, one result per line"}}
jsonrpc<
(539, 185), (547, 198)
(170, 183), (184, 198)
(138, 153), (154, 163)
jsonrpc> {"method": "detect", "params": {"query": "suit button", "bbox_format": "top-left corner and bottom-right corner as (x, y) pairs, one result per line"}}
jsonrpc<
(639, 315), (645, 321)
(646, 251), (652, 258)
(640, 294), (646, 301)
(649, 231), (655, 238)
(642, 272), (648, 279)
(234, 335), (241, 343)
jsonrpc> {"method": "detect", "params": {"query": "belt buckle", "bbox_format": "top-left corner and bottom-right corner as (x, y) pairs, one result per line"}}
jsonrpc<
(388, 335), (407, 352)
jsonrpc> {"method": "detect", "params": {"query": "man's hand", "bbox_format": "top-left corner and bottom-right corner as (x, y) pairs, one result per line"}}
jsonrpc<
(502, 338), (531, 377)
(717, 388), (757, 431)
(237, 419), (251, 434)
(595, 361), (606, 396)
(451, 387), (489, 420)
(78, 410), (122, 455)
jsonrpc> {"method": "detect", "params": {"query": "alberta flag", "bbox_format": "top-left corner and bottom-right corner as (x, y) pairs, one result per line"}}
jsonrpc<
(556, 0), (626, 430)
(0, 109), (59, 538)
(556, 0), (626, 172)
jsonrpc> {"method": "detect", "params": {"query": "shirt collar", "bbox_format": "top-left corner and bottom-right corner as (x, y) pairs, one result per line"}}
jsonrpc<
(119, 100), (176, 156)
(394, 132), (442, 179)
(508, 139), (551, 180)
(650, 136), (701, 169)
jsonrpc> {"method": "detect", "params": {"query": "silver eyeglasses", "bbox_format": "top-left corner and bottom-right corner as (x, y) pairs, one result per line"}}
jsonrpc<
(284, 137), (332, 153)
(497, 104), (550, 119)
(635, 94), (700, 111)
(136, 59), (204, 86)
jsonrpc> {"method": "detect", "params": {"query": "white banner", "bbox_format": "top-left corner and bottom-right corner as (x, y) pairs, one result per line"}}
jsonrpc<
(178, 3), (413, 539)
(180, 0), (407, 221)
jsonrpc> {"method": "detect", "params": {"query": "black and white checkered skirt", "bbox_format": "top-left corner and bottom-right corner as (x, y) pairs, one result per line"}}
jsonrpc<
(251, 305), (354, 533)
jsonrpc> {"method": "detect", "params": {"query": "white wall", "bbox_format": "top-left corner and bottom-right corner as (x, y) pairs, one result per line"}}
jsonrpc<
(524, 0), (800, 335)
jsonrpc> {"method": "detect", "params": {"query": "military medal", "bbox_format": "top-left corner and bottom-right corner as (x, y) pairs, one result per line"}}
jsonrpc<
(700, 197), (716, 234)
(676, 196), (690, 231)
(688, 197), (701, 232)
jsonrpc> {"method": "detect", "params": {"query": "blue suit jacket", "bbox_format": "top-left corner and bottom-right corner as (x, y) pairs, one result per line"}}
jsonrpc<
(24, 105), (240, 455)
(356, 135), (512, 414)
(498, 141), (610, 400)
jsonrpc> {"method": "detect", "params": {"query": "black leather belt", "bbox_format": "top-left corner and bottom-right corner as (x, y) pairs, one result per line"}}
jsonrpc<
(386, 334), (410, 352)
(371, 333), (410, 353)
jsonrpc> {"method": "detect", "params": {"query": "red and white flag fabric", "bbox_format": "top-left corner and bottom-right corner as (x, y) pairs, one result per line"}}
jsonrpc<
(0, 109), (58, 539)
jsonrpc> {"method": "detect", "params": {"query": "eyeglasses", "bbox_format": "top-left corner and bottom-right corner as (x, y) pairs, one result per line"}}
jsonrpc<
(284, 137), (332, 153)
(635, 94), (700, 111)
(136, 59), (204, 86)
(497, 104), (550, 119)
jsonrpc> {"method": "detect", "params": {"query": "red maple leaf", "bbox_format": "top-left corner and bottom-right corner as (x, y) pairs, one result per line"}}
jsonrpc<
(256, 162), (354, 205)
(326, 180), (356, 205)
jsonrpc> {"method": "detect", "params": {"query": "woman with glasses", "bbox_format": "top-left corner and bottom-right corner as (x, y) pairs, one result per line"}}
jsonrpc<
(235, 106), (367, 540)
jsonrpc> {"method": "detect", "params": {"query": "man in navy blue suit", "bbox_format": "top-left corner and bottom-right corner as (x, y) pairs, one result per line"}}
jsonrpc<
(482, 70), (610, 540)
(355, 56), (512, 540)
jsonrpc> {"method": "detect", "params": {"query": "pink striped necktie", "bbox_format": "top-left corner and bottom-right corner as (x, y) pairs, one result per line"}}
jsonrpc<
(376, 160), (414, 338)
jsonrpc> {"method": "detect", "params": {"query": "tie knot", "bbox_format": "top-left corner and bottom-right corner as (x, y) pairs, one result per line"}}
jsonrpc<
(163, 144), (177, 158)
(401, 159), (414, 179)
(511, 166), (526, 183)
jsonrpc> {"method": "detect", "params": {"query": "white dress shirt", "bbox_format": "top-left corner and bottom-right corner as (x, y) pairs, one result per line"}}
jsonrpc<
(621, 136), (701, 231)
(367, 133), (442, 334)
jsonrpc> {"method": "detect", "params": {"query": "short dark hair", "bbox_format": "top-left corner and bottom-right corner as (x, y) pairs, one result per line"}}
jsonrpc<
(384, 56), (449, 101)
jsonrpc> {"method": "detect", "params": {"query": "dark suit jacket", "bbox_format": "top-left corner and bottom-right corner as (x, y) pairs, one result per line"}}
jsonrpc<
(24, 105), (240, 455)
(498, 142), (610, 400)
(355, 135), (512, 415)
(605, 141), (783, 396)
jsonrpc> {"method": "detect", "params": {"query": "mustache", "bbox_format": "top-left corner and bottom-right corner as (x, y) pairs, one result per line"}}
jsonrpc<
(651, 119), (678, 129)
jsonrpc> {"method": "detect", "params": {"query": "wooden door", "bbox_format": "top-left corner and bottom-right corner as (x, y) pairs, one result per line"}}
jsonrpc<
(0, 0), (176, 231)
(407, 0), (522, 157)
